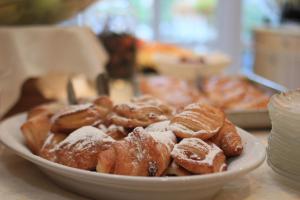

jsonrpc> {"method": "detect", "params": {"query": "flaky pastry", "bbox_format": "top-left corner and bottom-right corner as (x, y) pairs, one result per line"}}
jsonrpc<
(171, 138), (226, 174)
(50, 103), (103, 134)
(109, 96), (173, 128)
(97, 127), (176, 176)
(170, 103), (224, 140)
(55, 126), (115, 170)
(210, 119), (243, 157)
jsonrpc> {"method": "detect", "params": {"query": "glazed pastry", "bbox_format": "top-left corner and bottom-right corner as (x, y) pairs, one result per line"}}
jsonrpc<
(171, 138), (227, 174)
(164, 161), (191, 176)
(21, 113), (52, 154)
(170, 103), (224, 140)
(97, 127), (176, 176)
(50, 103), (103, 134)
(210, 119), (243, 157)
(98, 124), (128, 140)
(109, 96), (173, 128)
(39, 133), (67, 161)
(55, 126), (115, 170)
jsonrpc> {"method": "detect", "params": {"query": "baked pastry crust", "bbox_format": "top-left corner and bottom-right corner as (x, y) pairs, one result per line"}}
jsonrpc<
(171, 138), (226, 174)
(210, 119), (243, 157)
(21, 113), (52, 154)
(55, 126), (115, 170)
(39, 133), (67, 161)
(170, 103), (224, 140)
(109, 96), (173, 128)
(50, 103), (103, 134)
(97, 127), (176, 176)
(98, 124), (128, 140)
(164, 161), (191, 176)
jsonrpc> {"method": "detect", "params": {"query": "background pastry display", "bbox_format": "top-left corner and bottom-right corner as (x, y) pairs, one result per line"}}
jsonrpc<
(20, 95), (243, 177)
(140, 75), (271, 111)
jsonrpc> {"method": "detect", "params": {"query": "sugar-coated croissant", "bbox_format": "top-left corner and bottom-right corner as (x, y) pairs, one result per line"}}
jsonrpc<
(171, 138), (227, 174)
(210, 119), (243, 157)
(54, 126), (115, 170)
(170, 103), (224, 140)
(97, 127), (176, 176)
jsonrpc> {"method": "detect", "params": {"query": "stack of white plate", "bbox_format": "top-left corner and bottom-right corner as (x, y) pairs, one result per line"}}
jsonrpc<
(267, 89), (300, 181)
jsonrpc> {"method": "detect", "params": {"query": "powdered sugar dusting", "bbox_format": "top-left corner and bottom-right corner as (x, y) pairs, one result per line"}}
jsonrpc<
(41, 133), (55, 149)
(148, 130), (176, 152)
(172, 138), (222, 166)
(57, 126), (114, 151)
(145, 121), (170, 132)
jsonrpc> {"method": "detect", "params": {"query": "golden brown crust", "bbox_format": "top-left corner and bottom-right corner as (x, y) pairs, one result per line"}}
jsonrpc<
(55, 126), (115, 170)
(50, 103), (103, 134)
(210, 119), (243, 157)
(21, 113), (52, 154)
(98, 124), (128, 140)
(171, 138), (227, 174)
(170, 103), (224, 140)
(97, 127), (176, 176)
(163, 161), (192, 176)
(109, 96), (174, 128)
(39, 133), (67, 161)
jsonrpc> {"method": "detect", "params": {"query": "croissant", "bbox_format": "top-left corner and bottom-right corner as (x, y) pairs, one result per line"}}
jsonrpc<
(39, 133), (67, 161)
(55, 126), (115, 170)
(171, 138), (226, 174)
(109, 96), (173, 128)
(50, 103), (103, 134)
(210, 119), (243, 157)
(170, 103), (224, 140)
(21, 113), (52, 154)
(97, 127), (176, 176)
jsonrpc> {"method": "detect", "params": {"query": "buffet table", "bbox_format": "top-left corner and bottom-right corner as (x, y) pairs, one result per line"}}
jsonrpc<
(0, 130), (299, 200)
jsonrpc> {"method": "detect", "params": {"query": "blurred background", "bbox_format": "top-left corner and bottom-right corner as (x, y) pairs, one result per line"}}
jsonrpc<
(0, 0), (299, 118)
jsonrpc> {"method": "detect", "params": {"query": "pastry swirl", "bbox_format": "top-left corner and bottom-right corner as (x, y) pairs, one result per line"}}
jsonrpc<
(170, 103), (224, 139)
(171, 138), (226, 174)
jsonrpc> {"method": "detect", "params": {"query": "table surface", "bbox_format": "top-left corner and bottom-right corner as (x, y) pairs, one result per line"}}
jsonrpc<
(0, 130), (300, 200)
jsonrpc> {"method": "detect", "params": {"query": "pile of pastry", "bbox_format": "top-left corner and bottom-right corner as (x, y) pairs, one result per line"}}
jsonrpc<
(140, 75), (270, 111)
(21, 95), (243, 177)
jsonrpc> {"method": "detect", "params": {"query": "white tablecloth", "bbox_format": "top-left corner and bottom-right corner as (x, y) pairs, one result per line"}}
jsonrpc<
(0, 131), (299, 200)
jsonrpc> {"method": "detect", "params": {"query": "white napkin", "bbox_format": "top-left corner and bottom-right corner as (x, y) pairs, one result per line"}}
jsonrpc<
(0, 26), (108, 118)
